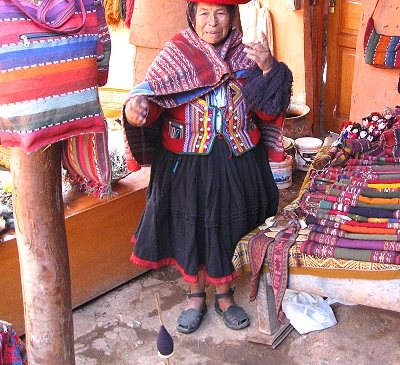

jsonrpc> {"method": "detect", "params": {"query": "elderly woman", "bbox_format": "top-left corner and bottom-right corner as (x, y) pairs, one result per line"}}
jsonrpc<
(123, 0), (292, 334)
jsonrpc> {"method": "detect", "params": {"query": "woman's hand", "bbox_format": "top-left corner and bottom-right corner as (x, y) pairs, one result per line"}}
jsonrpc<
(243, 31), (274, 75)
(125, 95), (149, 127)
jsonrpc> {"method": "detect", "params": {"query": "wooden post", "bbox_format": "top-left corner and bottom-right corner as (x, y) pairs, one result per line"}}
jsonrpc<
(10, 143), (75, 365)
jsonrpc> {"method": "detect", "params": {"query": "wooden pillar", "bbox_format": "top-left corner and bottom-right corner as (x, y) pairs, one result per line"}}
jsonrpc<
(10, 143), (75, 365)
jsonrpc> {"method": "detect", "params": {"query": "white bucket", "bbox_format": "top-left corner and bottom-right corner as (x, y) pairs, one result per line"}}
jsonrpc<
(283, 136), (295, 170)
(294, 137), (323, 172)
(270, 154), (293, 189)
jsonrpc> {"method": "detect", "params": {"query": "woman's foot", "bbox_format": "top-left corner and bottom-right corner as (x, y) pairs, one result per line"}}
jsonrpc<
(214, 287), (250, 330)
(176, 292), (207, 334)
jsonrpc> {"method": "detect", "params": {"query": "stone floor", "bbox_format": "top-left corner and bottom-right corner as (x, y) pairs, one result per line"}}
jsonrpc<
(71, 169), (400, 365)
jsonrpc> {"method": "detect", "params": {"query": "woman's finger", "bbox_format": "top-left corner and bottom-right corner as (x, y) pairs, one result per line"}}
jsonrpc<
(260, 31), (269, 49)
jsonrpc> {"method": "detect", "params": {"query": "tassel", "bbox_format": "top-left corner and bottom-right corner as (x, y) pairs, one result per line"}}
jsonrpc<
(104, 0), (121, 29)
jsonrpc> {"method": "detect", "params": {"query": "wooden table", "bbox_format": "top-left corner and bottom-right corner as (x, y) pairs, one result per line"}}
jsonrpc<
(0, 168), (150, 335)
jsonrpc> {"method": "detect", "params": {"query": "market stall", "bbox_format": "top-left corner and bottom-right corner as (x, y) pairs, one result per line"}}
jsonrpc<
(234, 115), (400, 347)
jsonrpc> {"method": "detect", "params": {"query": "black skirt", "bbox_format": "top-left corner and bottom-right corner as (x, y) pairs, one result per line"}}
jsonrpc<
(131, 137), (279, 285)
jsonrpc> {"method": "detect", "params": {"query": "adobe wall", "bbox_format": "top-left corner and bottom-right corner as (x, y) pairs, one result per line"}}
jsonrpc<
(350, 0), (399, 122)
(259, 0), (306, 104)
(127, 0), (306, 104)
(128, 0), (187, 84)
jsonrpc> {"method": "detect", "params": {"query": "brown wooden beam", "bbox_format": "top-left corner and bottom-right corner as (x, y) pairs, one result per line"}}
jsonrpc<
(10, 143), (75, 365)
(303, 0), (325, 137)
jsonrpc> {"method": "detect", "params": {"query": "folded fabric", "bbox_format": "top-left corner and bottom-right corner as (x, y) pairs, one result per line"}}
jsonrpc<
(332, 139), (372, 165)
(329, 183), (400, 198)
(380, 126), (400, 157)
(324, 193), (400, 210)
(307, 215), (400, 230)
(315, 209), (399, 223)
(301, 240), (400, 264)
(346, 156), (400, 165)
(319, 199), (400, 218)
(309, 223), (400, 241)
(307, 231), (400, 252)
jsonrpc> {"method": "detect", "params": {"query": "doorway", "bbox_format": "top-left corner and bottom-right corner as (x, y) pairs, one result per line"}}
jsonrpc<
(322, 0), (363, 134)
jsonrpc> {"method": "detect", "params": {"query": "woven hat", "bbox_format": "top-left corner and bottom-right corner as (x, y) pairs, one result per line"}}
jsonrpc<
(185, 1), (251, 4)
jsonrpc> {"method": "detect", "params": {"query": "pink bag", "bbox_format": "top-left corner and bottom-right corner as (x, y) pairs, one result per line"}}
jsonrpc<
(0, 321), (27, 365)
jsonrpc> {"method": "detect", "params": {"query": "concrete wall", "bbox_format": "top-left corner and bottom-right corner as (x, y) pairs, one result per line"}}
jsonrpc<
(350, 0), (400, 122)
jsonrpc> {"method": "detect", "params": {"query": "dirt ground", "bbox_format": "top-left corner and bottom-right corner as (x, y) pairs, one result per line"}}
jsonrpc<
(73, 266), (400, 365)
(72, 170), (400, 365)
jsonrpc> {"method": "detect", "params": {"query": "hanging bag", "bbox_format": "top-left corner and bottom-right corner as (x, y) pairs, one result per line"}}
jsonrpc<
(0, 0), (113, 199)
(9, 0), (87, 33)
(0, 321), (27, 365)
(364, 0), (400, 68)
(0, 0), (111, 153)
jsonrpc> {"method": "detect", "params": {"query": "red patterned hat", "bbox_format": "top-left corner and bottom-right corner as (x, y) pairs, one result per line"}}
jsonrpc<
(185, 0), (250, 4)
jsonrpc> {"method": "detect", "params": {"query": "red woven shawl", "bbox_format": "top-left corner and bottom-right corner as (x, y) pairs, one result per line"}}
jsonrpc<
(144, 28), (255, 107)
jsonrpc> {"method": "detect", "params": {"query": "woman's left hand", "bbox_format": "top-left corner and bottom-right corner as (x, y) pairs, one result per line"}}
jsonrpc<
(243, 31), (274, 75)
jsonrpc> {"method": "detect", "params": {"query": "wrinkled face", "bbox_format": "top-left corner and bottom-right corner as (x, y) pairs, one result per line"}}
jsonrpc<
(194, 3), (231, 47)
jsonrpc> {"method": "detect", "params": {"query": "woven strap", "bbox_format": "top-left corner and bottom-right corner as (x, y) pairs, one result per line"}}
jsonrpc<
(183, 292), (207, 299)
(214, 287), (235, 300)
(371, 0), (381, 18)
(10, 0), (86, 33)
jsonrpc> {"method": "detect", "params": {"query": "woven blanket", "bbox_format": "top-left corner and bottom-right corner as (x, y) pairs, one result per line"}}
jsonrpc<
(248, 229), (274, 301)
(307, 215), (400, 230)
(233, 230), (400, 279)
(247, 220), (300, 321)
(380, 126), (400, 157)
(301, 240), (400, 265)
(145, 28), (254, 107)
(347, 156), (400, 165)
(307, 230), (400, 252)
(316, 209), (399, 223)
(319, 200), (400, 218)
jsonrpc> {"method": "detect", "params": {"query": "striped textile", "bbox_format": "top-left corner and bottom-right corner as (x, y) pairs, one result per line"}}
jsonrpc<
(380, 126), (400, 157)
(364, 17), (400, 69)
(144, 28), (254, 107)
(62, 128), (112, 199)
(0, 0), (111, 153)
(301, 240), (400, 265)
(0, 321), (27, 365)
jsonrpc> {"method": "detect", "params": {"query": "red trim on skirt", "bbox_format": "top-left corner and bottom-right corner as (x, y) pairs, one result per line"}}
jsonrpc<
(130, 252), (238, 286)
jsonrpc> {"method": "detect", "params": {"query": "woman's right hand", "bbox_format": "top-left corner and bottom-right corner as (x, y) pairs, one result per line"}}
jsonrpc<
(125, 95), (150, 127)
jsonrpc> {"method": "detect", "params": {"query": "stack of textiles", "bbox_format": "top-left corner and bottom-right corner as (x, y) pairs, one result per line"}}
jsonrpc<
(299, 155), (400, 265)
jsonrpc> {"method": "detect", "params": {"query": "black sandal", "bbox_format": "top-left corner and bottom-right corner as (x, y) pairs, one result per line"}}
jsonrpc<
(176, 292), (207, 334)
(214, 287), (250, 330)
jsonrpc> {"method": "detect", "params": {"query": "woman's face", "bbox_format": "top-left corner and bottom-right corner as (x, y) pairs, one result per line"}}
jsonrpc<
(194, 3), (231, 47)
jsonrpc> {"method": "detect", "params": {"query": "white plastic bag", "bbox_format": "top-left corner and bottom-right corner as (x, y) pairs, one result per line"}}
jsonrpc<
(282, 292), (337, 334)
